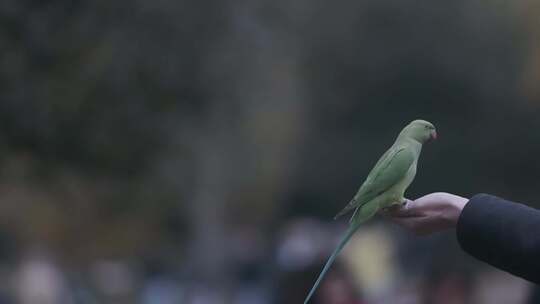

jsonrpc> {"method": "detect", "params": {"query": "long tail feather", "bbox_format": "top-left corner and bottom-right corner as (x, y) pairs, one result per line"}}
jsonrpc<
(303, 224), (360, 304)
(334, 200), (356, 220)
(333, 207), (350, 220)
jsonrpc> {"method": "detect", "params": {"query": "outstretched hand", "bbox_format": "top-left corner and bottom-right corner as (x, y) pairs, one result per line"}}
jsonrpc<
(383, 192), (469, 235)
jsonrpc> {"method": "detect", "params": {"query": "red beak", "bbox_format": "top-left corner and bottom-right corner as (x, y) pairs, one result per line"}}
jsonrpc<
(431, 130), (438, 140)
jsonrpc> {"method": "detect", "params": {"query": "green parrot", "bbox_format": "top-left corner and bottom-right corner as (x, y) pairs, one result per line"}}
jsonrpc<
(303, 119), (437, 304)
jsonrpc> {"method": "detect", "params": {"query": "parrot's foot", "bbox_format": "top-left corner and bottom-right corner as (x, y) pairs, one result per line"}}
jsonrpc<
(380, 199), (408, 215)
(391, 198), (407, 206)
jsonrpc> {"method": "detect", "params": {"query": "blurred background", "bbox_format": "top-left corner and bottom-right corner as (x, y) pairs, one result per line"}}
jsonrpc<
(0, 0), (540, 303)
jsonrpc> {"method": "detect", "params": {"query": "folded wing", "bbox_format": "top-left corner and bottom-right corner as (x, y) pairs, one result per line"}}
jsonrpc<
(334, 147), (414, 219)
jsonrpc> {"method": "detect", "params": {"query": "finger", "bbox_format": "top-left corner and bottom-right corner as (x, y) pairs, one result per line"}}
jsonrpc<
(388, 216), (421, 229)
(388, 216), (434, 235)
(386, 199), (423, 218)
(380, 204), (403, 217)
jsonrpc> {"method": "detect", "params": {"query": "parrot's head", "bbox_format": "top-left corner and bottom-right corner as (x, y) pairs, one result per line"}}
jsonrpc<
(401, 120), (437, 143)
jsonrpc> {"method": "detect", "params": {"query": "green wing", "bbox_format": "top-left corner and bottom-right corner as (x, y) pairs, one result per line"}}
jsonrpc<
(334, 146), (415, 219)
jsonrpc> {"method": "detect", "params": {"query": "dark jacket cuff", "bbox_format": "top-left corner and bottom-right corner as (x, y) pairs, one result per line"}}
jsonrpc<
(456, 193), (540, 283)
(456, 193), (491, 251)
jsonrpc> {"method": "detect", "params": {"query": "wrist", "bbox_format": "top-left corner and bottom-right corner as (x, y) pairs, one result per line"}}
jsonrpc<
(445, 193), (468, 225)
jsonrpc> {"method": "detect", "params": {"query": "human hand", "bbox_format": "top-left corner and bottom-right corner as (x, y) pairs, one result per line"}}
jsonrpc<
(383, 192), (469, 235)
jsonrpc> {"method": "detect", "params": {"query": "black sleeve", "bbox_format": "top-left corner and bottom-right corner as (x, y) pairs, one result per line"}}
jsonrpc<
(456, 193), (540, 283)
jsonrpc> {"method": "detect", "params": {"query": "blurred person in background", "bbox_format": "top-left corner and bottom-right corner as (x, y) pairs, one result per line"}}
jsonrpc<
(420, 264), (473, 304)
(15, 250), (72, 304)
(275, 219), (367, 304)
(276, 262), (365, 304)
